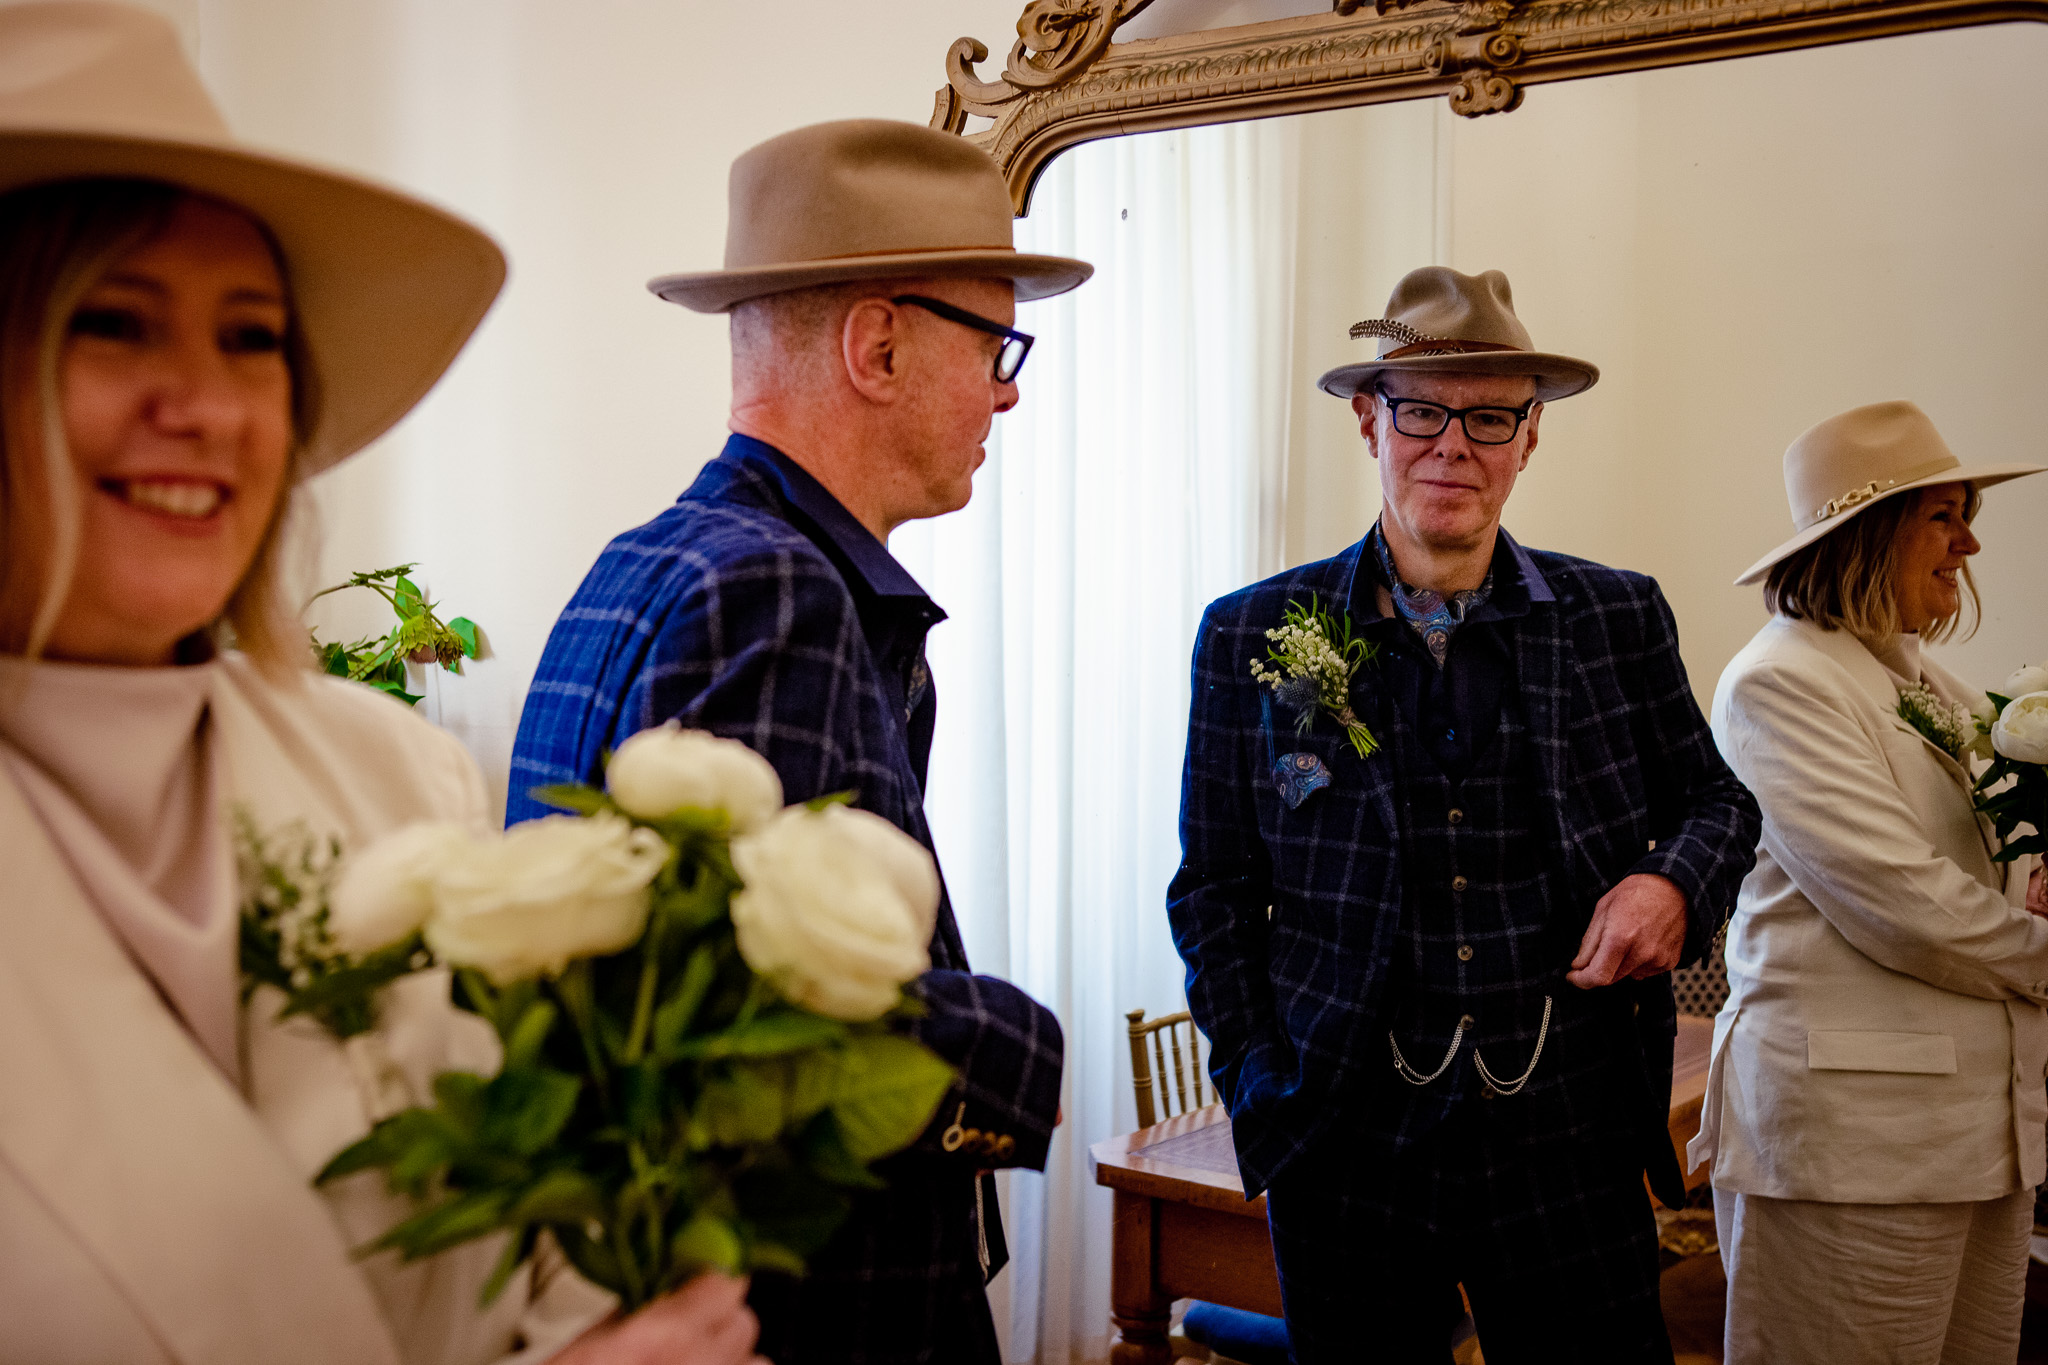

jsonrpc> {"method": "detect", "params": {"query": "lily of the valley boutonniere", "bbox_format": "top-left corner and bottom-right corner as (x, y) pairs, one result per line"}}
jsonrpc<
(1897, 682), (1973, 763)
(1249, 596), (1380, 758)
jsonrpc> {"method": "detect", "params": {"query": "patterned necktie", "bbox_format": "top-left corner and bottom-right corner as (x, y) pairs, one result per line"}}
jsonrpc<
(1370, 521), (1493, 671)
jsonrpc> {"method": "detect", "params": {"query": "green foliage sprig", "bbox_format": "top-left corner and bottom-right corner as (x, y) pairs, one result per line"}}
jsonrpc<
(308, 565), (482, 707)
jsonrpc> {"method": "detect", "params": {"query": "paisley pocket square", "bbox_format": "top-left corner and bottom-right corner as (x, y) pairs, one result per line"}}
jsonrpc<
(1273, 751), (1332, 809)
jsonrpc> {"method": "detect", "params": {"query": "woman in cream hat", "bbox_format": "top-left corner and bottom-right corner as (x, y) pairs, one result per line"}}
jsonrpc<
(0, 5), (761, 1362)
(1693, 399), (2048, 1363)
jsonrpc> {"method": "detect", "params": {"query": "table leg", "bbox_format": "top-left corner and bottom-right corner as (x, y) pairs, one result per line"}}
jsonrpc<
(1109, 1188), (1174, 1365)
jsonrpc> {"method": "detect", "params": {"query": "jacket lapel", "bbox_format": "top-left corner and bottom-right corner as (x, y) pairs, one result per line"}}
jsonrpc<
(0, 766), (403, 1365)
(1511, 595), (1575, 868)
(1319, 539), (1399, 844)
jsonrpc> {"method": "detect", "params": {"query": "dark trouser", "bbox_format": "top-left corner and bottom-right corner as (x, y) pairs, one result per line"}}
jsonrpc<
(1263, 1106), (1672, 1365)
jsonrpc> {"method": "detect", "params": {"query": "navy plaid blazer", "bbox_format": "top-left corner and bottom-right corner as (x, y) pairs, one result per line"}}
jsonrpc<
(508, 437), (1063, 1365)
(1168, 534), (1760, 1201)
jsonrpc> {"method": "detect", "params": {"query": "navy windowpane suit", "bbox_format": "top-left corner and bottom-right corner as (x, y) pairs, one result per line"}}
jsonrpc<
(509, 435), (1063, 1365)
(1169, 529), (1760, 1363)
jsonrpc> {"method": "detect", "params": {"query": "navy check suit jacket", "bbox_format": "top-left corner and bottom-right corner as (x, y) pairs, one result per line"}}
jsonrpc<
(1168, 535), (1760, 1202)
(508, 444), (1063, 1365)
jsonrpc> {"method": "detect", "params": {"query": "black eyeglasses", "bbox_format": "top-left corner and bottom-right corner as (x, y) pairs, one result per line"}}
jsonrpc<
(1377, 390), (1536, 445)
(891, 294), (1034, 383)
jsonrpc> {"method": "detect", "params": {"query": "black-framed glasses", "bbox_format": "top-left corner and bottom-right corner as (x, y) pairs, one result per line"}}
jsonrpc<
(892, 294), (1034, 383)
(1378, 390), (1536, 445)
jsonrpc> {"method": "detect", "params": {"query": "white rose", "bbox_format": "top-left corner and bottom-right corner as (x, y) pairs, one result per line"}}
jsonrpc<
(728, 805), (938, 1021)
(2003, 664), (2048, 701)
(1992, 692), (2048, 766)
(1968, 693), (1999, 761)
(606, 722), (783, 833)
(328, 822), (476, 956)
(424, 814), (671, 985)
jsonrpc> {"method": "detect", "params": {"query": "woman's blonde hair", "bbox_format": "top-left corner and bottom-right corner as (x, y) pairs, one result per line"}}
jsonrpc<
(1762, 482), (1981, 648)
(0, 178), (311, 672)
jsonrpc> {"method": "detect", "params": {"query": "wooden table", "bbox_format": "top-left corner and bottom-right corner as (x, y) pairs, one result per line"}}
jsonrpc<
(1089, 1016), (1716, 1365)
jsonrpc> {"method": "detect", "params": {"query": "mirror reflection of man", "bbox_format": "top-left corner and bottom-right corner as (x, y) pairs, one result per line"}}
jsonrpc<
(1168, 267), (1761, 1362)
(508, 121), (1092, 1365)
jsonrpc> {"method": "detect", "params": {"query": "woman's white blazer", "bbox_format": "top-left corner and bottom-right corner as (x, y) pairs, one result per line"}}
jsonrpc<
(0, 657), (603, 1365)
(1690, 615), (2048, 1203)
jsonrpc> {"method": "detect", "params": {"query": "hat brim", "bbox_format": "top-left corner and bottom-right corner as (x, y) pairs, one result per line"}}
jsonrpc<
(1733, 461), (2048, 585)
(649, 249), (1094, 314)
(1316, 350), (1600, 404)
(0, 130), (506, 478)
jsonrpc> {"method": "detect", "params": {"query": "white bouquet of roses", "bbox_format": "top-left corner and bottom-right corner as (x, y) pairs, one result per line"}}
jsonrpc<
(1973, 662), (2048, 863)
(286, 724), (953, 1313)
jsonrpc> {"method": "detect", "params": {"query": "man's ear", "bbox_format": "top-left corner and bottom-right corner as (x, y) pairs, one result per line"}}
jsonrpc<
(1352, 391), (1381, 458)
(842, 297), (905, 404)
(1519, 399), (1543, 471)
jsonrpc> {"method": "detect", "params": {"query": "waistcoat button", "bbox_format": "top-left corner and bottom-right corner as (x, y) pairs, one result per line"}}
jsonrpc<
(1451, 875), (1468, 892)
(1448, 808), (1464, 825)
(1457, 944), (1474, 962)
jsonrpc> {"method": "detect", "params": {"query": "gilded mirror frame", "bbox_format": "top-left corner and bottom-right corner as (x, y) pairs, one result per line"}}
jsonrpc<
(932, 0), (2042, 213)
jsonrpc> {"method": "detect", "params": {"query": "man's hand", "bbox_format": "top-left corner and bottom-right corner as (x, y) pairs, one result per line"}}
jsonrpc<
(553, 1273), (766, 1365)
(1567, 873), (1688, 989)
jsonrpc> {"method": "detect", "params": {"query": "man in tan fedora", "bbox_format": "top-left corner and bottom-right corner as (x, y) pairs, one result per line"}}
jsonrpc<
(510, 120), (1091, 1365)
(1169, 266), (1761, 1361)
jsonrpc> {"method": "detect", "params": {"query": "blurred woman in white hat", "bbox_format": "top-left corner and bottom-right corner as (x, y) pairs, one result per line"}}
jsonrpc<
(0, 4), (761, 1362)
(1692, 399), (2048, 1364)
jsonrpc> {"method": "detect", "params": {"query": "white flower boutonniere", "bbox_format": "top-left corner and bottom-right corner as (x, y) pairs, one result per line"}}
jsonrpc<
(1249, 596), (1380, 758)
(1898, 682), (1971, 761)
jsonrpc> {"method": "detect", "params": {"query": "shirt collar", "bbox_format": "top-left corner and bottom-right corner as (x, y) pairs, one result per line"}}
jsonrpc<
(723, 433), (941, 612)
(1349, 521), (1552, 625)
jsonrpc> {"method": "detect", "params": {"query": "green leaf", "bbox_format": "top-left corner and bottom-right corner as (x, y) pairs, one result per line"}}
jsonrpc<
(670, 1211), (744, 1274)
(798, 1112), (887, 1190)
(448, 616), (481, 658)
(552, 1222), (625, 1297)
(317, 1108), (461, 1196)
(507, 1168), (608, 1226)
(745, 1240), (809, 1276)
(503, 1000), (559, 1070)
(481, 1067), (583, 1157)
(320, 643), (351, 676)
(395, 575), (425, 617)
(478, 1224), (539, 1307)
(434, 1071), (491, 1138)
(652, 945), (721, 1057)
(696, 1067), (787, 1146)
(802, 790), (857, 813)
(787, 1048), (842, 1122)
(830, 1034), (955, 1163)
(365, 1188), (514, 1261)
(530, 783), (613, 817)
(685, 1011), (847, 1060)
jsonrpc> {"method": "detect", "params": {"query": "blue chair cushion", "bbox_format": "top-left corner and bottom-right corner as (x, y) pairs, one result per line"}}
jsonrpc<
(1182, 1300), (1291, 1365)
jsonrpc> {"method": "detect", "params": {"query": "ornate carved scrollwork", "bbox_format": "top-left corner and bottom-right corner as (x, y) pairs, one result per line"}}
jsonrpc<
(934, 0), (1161, 132)
(937, 0), (2048, 213)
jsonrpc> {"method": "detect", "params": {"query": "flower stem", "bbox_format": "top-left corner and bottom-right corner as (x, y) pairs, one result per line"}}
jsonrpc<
(553, 963), (612, 1115)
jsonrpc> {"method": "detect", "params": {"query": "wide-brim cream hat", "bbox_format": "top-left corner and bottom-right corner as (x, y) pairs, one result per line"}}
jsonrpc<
(0, 1), (506, 478)
(1734, 399), (2045, 585)
(649, 119), (1092, 314)
(1316, 266), (1598, 403)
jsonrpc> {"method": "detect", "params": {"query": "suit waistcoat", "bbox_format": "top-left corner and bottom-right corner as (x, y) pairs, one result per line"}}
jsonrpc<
(1369, 694), (1626, 1148)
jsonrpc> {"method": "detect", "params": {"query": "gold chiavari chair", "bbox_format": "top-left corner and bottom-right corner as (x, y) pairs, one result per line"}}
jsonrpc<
(1125, 1007), (1208, 1129)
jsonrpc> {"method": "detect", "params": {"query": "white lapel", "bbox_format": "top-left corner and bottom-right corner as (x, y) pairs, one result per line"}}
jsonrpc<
(1796, 621), (1996, 860)
(0, 768), (403, 1365)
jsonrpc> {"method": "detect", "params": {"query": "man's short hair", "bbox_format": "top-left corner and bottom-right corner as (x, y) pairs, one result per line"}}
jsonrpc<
(1762, 484), (1981, 646)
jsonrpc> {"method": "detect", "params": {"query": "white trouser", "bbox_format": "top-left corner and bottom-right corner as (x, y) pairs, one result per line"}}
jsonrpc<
(1715, 1185), (2033, 1365)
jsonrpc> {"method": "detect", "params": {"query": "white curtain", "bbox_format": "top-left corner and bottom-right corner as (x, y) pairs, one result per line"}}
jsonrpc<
(891, 118), (1300, 1364)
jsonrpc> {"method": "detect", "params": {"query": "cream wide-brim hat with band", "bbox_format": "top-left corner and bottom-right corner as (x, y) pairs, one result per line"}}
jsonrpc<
(1733, 400), (2045, 586)
(648, 119), (1092, 314)
(0, 1), (506, 478)
(1316, 266), (1599, 405)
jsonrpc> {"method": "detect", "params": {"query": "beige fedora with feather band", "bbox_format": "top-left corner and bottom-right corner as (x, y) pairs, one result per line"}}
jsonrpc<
(0, 2), (507, 479)
(1733, 400), (2044, 585)
(1316, 266), (1598, 403)
(648, 119), (1092, 314)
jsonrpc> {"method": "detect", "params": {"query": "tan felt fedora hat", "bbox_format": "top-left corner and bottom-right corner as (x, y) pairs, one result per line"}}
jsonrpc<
(1735, 399), (2044, 585)
(648, 119), (1092, 314)
(0, 1), (506, 478)
(1317, 266), (1599, 403)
